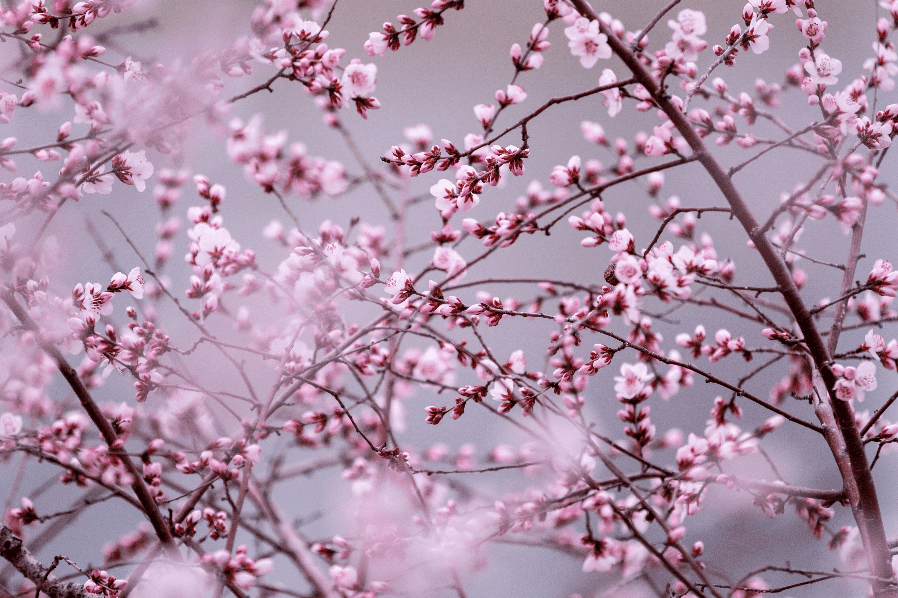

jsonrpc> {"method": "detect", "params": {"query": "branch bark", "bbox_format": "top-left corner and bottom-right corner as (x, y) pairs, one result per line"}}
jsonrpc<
(0, 525), (88, 598)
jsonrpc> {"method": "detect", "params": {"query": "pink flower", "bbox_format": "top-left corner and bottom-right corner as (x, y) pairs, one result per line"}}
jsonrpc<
(506, 349), (526, 374)
(855, 117), (892, 149)
(81, 165), (114, 195)
(490, 377), (515, 401)
(341, 59), (377, 97)
(854, 361), (878, 392)
(510, 43), (543, 70)
(122, 56), (142, 82)
(599, 69), (622, 117)
(864, 329), (886, 359)
(615, 254), (642, 284)
(109, 267), (145, 299)
(644, 122), (677, 157)
(805, 52), (842, 86)
(0, 91), (17, 124)
(473, 103), (495, 127)
(579, 343), (614, 375)
(564, 17), (611, 68)
(797, 17), (827, 45)
(193, 225), (240, 268)
(744, 17), (773, 55)
(867, 259), (898, 296)
(608, 229), (634, 252)
(329, 565), (358, 590)
(665, 9), (707, 61)
(30, 54), (65, 111)
(550, 155), (580, 187)
(384, 269), (410, 295)
(365, 31), (390, 56)
(431, 178), (459, 216)
(76, 282), (115, 317)
(0, 412), (22, 436)
(432, 246), (466, 277)
(581, 121), (607, 144)
(495, 84), (527, 106)
(112, 150), (154, 192)
(614, 362), (653, 398)
(834, 361), (877, 401)
(413, 346), (455, 384)
(670, 9), (706, 36)
(750, 0), (788, 13)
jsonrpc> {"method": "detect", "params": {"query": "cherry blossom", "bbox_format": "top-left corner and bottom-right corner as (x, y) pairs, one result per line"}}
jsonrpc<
(665, 9), (708, 62)
(598, 69), (622, 117)
(743, 17), (773, 54)
(550, 155), (580, 187)
(432, 245), (466, 277)
(108, 267), (145, 299)
(614, 362), (653, 399)
(0, 412), (22, 436)
(856, 117), (893, 149)
(581, 120), (607, 144)
(805, 51), (843, 86)
(190, 224), (241, 268)
(833, 361), (878, 402)
(564, 17), (611, 68)
(495, 84), (527, 106)
(865, 42), (898, 90)
(750, 0), (789, 14)
(474, 103), (496, 127)
(341, 59), (377, 97)
(111, 150), (154, 192)
(365, 31), (389, 55)
(867, 259), (898, 296)
(384, 269), (410, 295)
(797, 17), (827, 45)
(0, 91), (16, 124)
(614, 254), (642, 284)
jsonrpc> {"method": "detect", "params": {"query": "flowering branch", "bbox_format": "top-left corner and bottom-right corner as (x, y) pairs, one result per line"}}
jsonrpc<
(569, 0), (896, 593)
(0, 289), (178, 557)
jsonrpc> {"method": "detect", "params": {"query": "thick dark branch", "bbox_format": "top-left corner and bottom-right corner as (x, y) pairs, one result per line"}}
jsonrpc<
(0, 525), (88, 598)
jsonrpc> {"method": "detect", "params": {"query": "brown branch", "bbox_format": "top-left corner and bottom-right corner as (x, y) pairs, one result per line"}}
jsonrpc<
(719, 477), (845, 502)
(0, 525), (88, 598)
